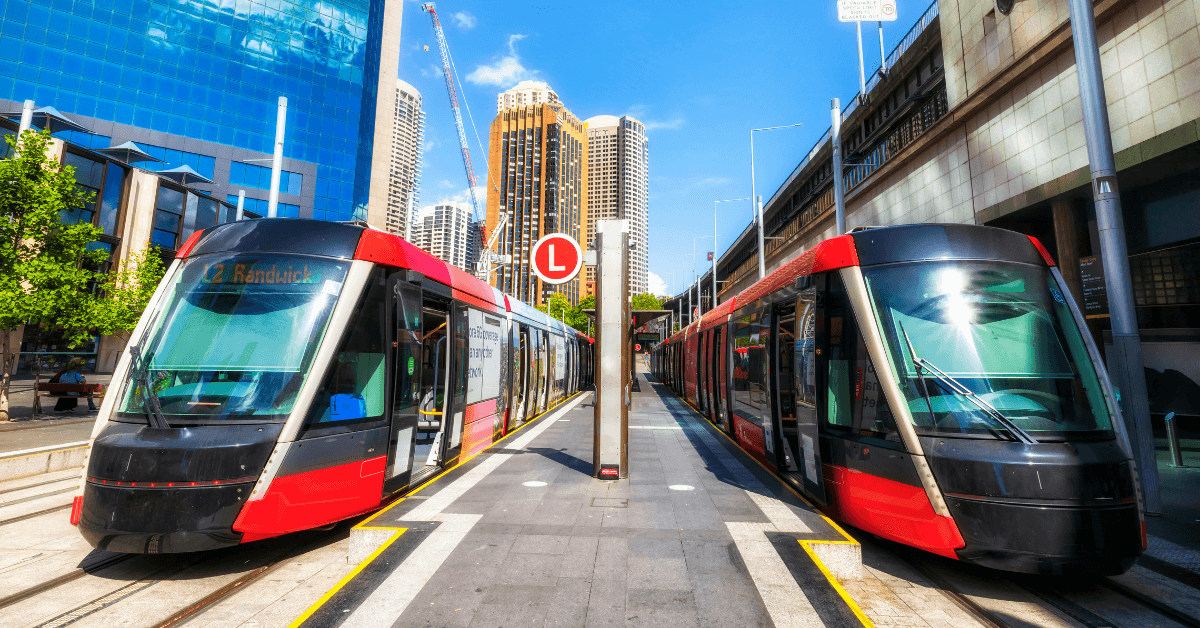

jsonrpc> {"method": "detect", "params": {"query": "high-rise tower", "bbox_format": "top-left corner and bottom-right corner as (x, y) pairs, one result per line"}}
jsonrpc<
(414, 202), (474, 272)
(485, 86), (587, 306)
(385, 79), (425, 239)
(584, 116), (649, 296)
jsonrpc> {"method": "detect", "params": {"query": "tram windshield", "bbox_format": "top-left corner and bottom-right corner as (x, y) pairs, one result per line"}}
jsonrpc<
(863, 261), (1114, 438)
(115, 253), (349, 424)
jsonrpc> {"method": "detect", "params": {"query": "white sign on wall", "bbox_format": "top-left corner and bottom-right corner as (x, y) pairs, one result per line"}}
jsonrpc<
(837, 0), (898, 21)
(466, 309), (503, 403)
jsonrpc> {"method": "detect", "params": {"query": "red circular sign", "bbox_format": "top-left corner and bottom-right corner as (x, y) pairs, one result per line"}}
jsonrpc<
(531, 233), (582, 285)
(635, 344), (642, 351)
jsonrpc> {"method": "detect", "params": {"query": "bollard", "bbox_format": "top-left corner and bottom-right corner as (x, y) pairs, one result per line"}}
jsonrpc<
(1165, 412), (1184, 468)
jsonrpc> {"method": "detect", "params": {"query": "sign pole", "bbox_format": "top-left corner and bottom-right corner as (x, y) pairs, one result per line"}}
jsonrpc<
(878, 21), (886, 73)
(856, 21), (867, 97)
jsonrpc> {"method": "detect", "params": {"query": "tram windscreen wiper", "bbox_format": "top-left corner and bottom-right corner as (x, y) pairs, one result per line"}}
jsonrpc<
(130, 345), (171, 429)
(896, 322), (1037, 445)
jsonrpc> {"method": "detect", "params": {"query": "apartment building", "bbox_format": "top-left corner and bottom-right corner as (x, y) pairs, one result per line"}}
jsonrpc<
(385, 79), (425, 239)
(584, 115), (649, 297)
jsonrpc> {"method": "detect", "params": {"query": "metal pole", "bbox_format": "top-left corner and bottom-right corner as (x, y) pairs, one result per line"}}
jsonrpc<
(831, 99), (847, 235)
(236, 190), (245, 221)
(755, 195), (765, 279)
(856, 21), (867, 97)
(749, 131), (761, 280)
(18, 99), (34, 135)
(713, 202), (718, 309)
(1066, 0), (1160, 512)
(1165, 413), (1184, 467)
(878, 21), (886, 74)
(267, 96), (287, 218)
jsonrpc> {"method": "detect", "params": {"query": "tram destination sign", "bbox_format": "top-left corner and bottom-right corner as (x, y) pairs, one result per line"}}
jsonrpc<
(531, 233), (583, 285)
(837, 0), (898, 22)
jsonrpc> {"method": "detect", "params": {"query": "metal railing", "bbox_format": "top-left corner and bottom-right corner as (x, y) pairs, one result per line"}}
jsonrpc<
(763, 0), (940, 211)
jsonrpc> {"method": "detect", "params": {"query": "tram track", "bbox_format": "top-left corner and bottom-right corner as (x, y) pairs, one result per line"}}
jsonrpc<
(892, 543), (1200, 628)
(4, 524), (346, 628)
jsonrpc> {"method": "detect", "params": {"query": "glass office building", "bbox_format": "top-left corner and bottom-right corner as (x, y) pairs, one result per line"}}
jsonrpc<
(0, 0), (399, 221)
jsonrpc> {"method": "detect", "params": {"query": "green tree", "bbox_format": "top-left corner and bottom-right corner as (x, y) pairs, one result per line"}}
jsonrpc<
(631, 293), (663, 310)
(0, 130), (108, 420)
(537, 293), (592, 334)
(92, 247), (166, 339)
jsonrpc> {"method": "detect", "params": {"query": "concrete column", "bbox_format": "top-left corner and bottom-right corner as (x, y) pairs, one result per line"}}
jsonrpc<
(593, 220), (630, 480)
(1051, 198), (1084, 306)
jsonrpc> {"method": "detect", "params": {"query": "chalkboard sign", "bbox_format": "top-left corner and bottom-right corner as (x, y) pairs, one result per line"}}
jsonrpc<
(1079, 256), (1109, 318)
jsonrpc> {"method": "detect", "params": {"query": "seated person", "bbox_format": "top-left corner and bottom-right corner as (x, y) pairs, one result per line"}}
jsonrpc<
(328, 365), (367, 422)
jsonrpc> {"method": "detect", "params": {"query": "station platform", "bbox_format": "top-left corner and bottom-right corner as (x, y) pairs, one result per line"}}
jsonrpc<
(289, 367), (932, 628)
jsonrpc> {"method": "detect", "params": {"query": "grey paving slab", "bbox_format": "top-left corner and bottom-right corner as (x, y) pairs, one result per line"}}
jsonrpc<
(309, 378), (872, 628)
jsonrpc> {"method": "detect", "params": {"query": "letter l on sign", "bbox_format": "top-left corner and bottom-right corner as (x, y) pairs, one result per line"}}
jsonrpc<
(549, 244), (566, 272)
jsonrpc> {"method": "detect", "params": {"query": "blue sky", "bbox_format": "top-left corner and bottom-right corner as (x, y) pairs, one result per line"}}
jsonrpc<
(398, 0), (929, 297)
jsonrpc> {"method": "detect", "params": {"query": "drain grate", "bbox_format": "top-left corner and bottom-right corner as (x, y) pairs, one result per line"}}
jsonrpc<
(590, 498), (628, 508)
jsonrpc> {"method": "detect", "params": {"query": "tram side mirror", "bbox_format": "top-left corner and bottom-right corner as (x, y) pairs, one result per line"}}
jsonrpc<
(405, 270), (424, 284)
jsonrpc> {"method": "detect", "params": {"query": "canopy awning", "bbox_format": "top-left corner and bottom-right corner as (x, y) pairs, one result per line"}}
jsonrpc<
(96, 141), (163, 165)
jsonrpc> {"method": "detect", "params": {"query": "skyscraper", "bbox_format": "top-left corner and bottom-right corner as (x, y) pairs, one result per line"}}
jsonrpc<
(385, 79), (425, 239)
(584, 115), (649, 296)
(485, 89), (588, 307)
(496, 81), (559, 114)
(0, 0), (404, 224)
(414, 202), (474, 272)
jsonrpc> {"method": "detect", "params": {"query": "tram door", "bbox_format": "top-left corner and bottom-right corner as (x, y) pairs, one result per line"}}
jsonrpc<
(385, 280), (453, 492)
(795, 280), (825, 504)
(714, 326), (728, 431)
(412, 299), (452, 478)
(510, 326), (525, 428)
(772, 298), (802, 479)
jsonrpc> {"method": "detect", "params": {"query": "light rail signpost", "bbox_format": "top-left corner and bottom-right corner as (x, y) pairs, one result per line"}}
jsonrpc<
(530, 233), (583, 285)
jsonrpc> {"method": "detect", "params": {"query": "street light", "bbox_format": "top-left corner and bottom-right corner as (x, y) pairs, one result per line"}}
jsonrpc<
(750, 123), (804, 280)
(713, 197), (751, 310)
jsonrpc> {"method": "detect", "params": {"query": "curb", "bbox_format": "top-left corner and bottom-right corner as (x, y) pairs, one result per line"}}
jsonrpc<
(0, 442), (89, 483)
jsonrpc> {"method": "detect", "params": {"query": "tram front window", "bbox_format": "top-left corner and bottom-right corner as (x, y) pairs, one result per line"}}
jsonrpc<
(116, 254), (349, 423)
(863, 261), (1113, 438)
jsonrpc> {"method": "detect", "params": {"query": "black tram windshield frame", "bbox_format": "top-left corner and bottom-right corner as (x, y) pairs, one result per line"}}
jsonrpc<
(861, 259), (1116, 442)
(112, 251), (355, 426)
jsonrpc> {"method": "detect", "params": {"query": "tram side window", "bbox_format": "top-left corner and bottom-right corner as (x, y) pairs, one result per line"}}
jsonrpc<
(795, 292), (818, 407)
(823, 275), (901, 445)
(732, 312), (770, 426)
(300, 271), (387, 437)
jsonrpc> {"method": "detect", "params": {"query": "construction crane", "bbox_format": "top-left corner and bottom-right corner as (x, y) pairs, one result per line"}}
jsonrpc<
(421, 3), (506, 280)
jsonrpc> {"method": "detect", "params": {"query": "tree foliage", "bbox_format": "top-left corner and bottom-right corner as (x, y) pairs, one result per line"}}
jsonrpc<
(537, 293), (592, 334)
(0, 130), (167, 420)
(0, 130), (106, 346)
(92, 247), (166, 338)
(630, 293), (663, 310)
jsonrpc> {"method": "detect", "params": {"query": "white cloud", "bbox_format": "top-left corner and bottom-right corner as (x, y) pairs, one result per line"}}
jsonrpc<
(648, 272), (668, 296)
(419, 63), (441, 78)
(452, 11), (477, 29)
(467, 35), (538, 86)
(624, 105), (684, 132)
(643, 118), (685, 131)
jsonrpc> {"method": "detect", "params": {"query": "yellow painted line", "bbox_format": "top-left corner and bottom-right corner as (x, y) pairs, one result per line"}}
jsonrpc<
(799, 540), (876, 627)
(285, 526), (409, 628)
(662, 385), (871, 626)
(288, 390), (588, 627)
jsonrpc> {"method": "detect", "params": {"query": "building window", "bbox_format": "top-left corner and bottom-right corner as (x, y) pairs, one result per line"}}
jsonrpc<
(153, 186), (186, 250)
(229, 162), (304, 195)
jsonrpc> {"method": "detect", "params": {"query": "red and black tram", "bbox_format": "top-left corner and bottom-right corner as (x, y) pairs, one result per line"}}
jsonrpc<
(651, 224), (1145, 575)
(70, 219), (592, 553)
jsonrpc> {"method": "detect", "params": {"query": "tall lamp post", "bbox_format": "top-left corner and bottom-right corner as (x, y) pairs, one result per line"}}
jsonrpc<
(692, 235), (715, 320)
(750, 123), (803, 280)
(713, 197), (751, 310)
(1067, 0), (1160, 510)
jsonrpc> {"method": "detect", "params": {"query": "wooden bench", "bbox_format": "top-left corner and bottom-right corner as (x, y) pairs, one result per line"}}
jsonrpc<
(36, 383), (105, 399)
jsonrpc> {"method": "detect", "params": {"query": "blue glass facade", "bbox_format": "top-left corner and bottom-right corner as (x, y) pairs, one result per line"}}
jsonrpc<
(0, 0), (386, 221)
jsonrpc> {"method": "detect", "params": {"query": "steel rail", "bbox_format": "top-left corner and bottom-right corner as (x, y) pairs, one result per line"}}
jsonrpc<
(0, 553), (134, 610)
